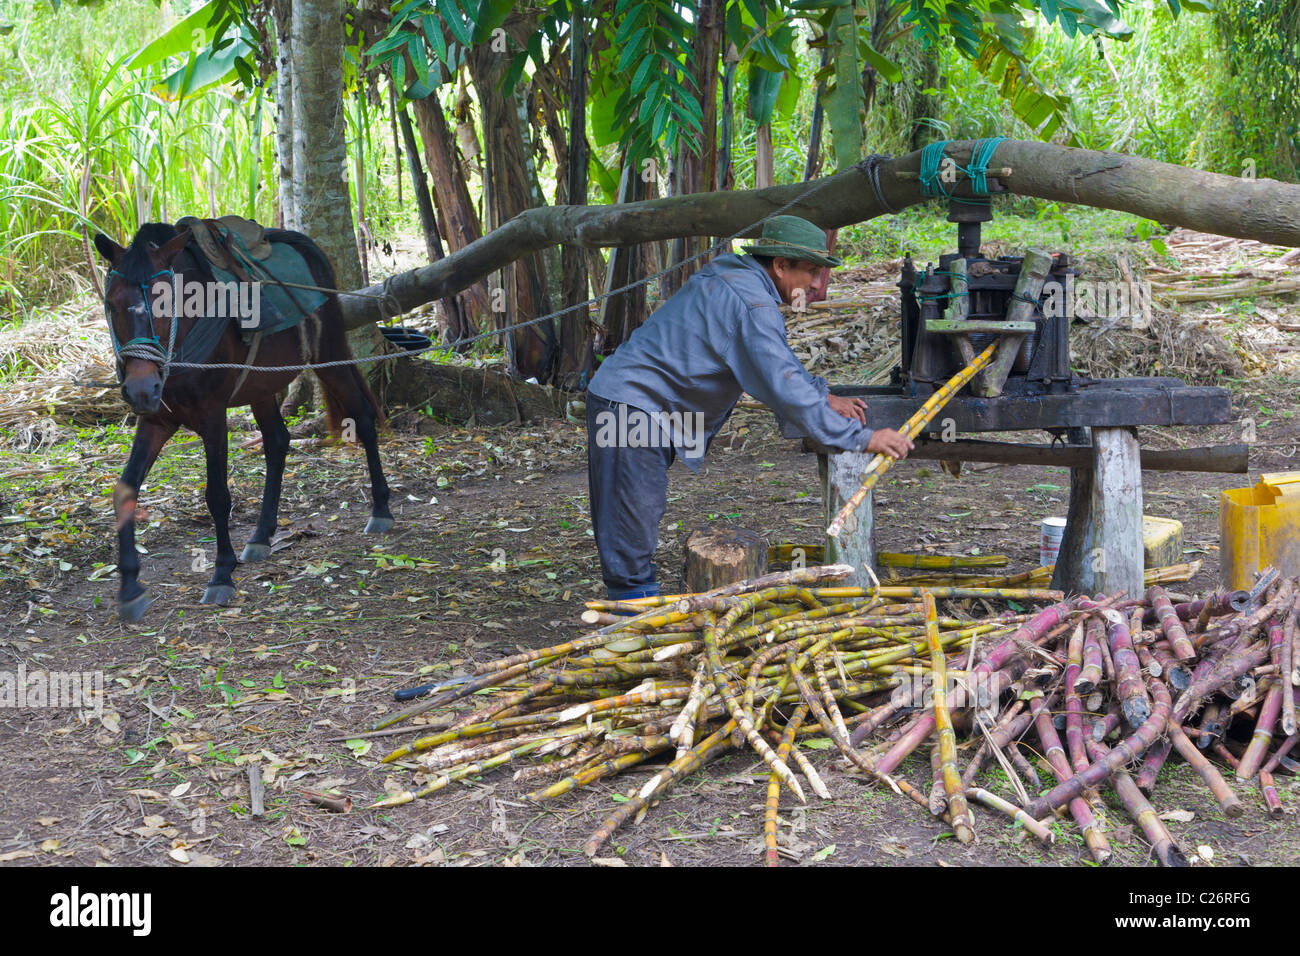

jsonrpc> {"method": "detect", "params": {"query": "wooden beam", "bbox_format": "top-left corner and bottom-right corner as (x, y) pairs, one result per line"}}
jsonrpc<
(909, 438), (1249, 474)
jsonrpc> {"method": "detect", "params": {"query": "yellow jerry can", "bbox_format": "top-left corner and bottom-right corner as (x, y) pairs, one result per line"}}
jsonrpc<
(1220, 472), (1300, 590)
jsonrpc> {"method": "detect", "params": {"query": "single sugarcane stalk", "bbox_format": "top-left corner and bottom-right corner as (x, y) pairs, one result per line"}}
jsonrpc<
(1004, 740), (1042, 791)
(1149, 585), (1197, 661)
(765, 705), (808, 867)
(370, 739), (549, 808)
(669, 660), (709, 751)
(1086, 737), (1188, 868)
(826, 339), (1001, 539)
(813, 656), (851, 744)
(1077, 615), (1106, 694)
(1261, 732), (1299, 774)
(1064, 623), (1108, 816)
(528, 745), (669, 802)
(420, 732), (562, 772)
(1102, 608), (1152, 728)
(1148, 642), (1192, 692)
(877, 552), (1009, 570)
(1259, 771), (1284, 818)
(1212, 740), (1241, 770)
(1135, 737), (1173, 793)
(1167, 722), (1245, 817)
(1282, 601), (1298, 736)
(584, 720), (738, 857)
(1029, 693), (1110, 864)
(1236, 619), (1287, 780)
(965, 787), (1054, 844)
(928, 744), (948, 817)
(922, 591), (974, 843)
(1024, 673), (1172, 821)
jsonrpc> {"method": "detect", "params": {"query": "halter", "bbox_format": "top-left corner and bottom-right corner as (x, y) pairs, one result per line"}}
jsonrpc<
(104, 268), (178, 384)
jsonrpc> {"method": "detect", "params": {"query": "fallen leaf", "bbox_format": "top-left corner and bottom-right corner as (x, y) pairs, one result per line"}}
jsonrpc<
(1159, 809), (1195, 823)
(0, 850), (36, 862)
(40, 839), (59, 852)
(590, 856), (628, 867)
(36, 817), (59, 827)
(168, 847), (190, 864)
(170, 782), (192, 798)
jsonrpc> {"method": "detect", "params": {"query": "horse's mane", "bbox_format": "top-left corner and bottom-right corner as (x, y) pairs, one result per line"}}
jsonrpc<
(116, 222), (215, 285)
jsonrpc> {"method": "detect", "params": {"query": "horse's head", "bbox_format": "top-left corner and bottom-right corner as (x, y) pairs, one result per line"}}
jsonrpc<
(94, 226), (191, 416)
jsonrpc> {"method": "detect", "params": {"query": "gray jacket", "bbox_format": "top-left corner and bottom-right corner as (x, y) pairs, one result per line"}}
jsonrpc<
(588, 253), (873, 471)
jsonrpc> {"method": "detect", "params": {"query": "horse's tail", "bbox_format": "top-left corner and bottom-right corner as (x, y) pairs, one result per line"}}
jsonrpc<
(316, 360), (386, 438)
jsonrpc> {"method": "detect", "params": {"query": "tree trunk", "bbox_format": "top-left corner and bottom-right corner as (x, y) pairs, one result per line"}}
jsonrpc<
(290, 0), (389, 397)
(467, 39), (555, 382)
(340, 139), (1300, 332)
(398, 105), (469, 345)
(660, 0), (722, 302)
(553, 13), (592, 388)
(272, 0), (295, 229)
(410, 93), (491, 326)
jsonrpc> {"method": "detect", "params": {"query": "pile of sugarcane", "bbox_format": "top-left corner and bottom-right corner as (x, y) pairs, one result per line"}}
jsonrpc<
(359, 563), (1298, 865)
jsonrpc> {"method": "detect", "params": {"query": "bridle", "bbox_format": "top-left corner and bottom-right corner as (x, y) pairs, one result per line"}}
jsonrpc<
(103, 267), (178, 385)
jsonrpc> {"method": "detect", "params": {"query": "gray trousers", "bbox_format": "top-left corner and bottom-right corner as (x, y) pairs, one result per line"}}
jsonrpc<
(586, 394), (675, 598)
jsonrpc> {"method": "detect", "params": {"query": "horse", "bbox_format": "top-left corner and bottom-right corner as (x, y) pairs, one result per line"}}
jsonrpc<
(93, 222), (392, 623)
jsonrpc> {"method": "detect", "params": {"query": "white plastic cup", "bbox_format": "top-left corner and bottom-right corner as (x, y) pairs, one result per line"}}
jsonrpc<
(1040, 517), (1067, 567)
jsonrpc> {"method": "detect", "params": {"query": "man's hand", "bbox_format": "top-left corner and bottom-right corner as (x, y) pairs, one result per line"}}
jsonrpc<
(828, 394), (867, 425)
(867, 428), (914, 460)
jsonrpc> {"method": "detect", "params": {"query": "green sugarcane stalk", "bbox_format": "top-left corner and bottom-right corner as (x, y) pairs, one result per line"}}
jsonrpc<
(765, 704), (808, 867)
(923, 591), (974, 843)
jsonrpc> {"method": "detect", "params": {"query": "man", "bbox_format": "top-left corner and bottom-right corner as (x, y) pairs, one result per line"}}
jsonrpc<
(586, 214), (913, 599)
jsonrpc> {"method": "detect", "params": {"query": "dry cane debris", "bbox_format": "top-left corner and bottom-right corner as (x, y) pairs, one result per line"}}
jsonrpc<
(354, 558), (1294, 865)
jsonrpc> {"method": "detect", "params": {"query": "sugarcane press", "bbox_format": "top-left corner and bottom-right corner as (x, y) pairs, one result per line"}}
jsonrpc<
(786, 197), (1242, 595)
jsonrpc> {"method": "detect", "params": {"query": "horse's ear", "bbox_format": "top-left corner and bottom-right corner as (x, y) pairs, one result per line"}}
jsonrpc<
(155, 228), (192, 266)
(93, 233), (125, 265)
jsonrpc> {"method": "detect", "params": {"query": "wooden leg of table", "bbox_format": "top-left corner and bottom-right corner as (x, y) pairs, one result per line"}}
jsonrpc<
(1051, 427), (1144, 598)
(821, 450), (876, 587)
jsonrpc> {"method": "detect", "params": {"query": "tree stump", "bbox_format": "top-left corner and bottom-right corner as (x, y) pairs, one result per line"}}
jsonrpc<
(1051, 427), (1144, 598)
(683, 525), (768, 593)
(820, 450), (876, 587)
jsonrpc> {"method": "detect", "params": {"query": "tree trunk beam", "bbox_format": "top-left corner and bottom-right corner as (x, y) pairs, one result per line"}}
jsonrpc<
(821, 451), (875, 587)
(909, 438), (1248, 473)
(1051, 427), (1145, 598)
(683, 525), (768, 593)
(340, 139), (1300, 331)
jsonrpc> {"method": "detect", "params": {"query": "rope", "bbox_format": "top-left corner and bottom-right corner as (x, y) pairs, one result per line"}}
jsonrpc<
(87, 155), (895, 383)
(918, 137), (1007, 206)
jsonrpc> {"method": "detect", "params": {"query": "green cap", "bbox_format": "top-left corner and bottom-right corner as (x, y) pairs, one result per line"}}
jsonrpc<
(740, 214), (842, 268)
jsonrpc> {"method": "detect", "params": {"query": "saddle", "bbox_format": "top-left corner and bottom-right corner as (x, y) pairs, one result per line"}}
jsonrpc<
(176, 215), (272, 278)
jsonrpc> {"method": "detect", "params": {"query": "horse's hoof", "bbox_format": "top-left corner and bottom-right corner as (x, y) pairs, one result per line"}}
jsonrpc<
(240, 542), (272, 563)
(117, 592), (156, 623)
(201, 584), (237, 606)
(364, 515), (394, 534)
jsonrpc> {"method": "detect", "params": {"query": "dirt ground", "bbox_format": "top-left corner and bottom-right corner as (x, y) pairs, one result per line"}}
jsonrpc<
(1, 365), (1298, 868)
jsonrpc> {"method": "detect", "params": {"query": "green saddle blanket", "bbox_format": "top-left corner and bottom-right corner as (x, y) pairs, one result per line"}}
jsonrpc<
(176, 215), (331, 342)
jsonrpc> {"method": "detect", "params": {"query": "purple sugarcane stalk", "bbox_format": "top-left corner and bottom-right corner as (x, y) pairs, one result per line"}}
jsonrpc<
(1149, 585), (1197, 661)
(1103, 608), (1151, 728)
(1235, 619), (1287, 780)
(1025, 675), (1171, 820)
(1087, 736), (1188, 867)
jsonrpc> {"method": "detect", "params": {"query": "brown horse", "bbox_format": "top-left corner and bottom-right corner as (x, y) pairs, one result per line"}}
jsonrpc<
(93, 222), (392, 622)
